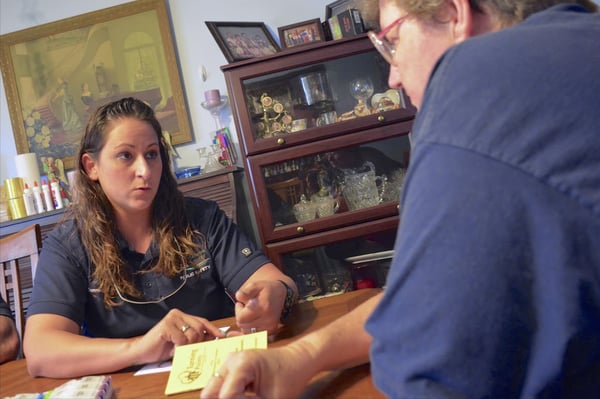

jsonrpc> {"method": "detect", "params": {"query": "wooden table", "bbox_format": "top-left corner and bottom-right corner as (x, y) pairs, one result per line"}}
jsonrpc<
(0, 289), (385, 398)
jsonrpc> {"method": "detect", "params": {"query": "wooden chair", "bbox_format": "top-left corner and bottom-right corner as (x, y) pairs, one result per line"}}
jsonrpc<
(0, 223), (42, 342)
(267, 177), (305, 206)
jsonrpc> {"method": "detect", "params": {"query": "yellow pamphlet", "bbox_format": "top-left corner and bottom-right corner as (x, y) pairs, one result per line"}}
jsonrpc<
(165, 331), (268, 395)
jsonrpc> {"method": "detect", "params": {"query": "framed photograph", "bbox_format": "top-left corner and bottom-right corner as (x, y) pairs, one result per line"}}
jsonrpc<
(0, 0), (192, 170)
(325, 0), (374, 30)
(205, 21), (279, 63)
(326, 0), (357, 19)
(278, 19), (325, 49)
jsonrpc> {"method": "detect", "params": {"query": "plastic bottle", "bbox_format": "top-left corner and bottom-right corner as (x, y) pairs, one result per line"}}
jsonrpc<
(41, 181), (55, 211)
(60, 187), (71, 207)
(51, 179), (64, 209)
(32, 181), (45, 214)
(22, 183), (38, 216)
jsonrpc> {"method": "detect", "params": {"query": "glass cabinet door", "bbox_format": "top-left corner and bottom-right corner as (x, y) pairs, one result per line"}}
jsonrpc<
(224, 35), (416, 155)
(265, 217), (398, 301)
(248, 122), (412, 243)
(242, 51), (401, 136)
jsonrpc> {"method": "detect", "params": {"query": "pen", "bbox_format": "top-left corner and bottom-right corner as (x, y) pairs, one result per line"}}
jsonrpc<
(224, 287), (240, 305)
(224, 287), (258, 309)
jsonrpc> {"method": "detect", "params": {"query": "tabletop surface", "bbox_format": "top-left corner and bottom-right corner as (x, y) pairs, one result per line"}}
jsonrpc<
(0, 288), (385, 399)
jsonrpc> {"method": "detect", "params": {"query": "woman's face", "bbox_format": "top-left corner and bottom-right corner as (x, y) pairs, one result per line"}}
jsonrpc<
(83, 117), (162, 220)
(380, 0), (458, 108)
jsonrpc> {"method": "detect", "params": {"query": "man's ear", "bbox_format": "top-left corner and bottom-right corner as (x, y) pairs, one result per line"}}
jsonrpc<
(81, 153), (98, 181)
(448, 0), (474, 41)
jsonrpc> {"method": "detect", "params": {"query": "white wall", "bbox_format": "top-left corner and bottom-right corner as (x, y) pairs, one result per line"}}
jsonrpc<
(0, 0), (328, 181)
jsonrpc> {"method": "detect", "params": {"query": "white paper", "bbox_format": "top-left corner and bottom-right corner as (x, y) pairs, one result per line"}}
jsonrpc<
(134, 326), (231, 376)
(134, 360), (173, 376)
(345, 250), (394, 264)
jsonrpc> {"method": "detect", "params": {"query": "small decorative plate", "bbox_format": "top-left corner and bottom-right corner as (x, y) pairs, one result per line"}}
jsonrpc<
(371, 89), (402, 112)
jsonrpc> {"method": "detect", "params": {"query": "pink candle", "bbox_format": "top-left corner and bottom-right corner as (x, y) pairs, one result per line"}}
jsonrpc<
(204, 89), (221, 106)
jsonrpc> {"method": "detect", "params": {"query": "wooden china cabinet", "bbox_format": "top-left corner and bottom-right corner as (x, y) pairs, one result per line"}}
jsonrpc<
(222, 34), (416, 300)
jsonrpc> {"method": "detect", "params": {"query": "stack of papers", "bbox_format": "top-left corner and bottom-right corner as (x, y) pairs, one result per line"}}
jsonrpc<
(165, 330), (268, 395)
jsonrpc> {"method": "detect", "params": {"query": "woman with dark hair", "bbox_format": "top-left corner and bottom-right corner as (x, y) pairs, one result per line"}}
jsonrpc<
(24, 97), (297, 378)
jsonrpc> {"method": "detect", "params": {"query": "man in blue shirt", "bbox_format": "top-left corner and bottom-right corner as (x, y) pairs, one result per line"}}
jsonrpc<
(201, 1), (600, 398)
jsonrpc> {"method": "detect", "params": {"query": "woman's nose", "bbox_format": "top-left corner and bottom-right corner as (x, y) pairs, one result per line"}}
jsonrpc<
(135, 157), (151, 178)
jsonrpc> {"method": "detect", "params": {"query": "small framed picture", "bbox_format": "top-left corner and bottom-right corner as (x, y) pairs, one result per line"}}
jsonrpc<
(325, 0), (374, 30)
(325, 0), (356, 19)
(278, 18), (325, 49)
(205, 21), (280, 63)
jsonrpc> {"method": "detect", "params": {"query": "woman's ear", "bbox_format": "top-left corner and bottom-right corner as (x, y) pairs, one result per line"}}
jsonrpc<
(81, 153), (98, 181)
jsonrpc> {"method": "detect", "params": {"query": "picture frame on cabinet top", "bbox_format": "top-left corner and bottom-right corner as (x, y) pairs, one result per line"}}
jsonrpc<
(278, 18), (325, 49)
(205, 21), (280, 63)
(325, 0), (375, 30)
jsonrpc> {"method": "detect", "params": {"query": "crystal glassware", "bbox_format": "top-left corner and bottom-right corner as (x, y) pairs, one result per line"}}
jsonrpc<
(349, 78), (374, 116)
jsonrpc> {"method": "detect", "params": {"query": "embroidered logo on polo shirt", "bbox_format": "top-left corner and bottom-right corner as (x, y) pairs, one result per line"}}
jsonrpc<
(241, 248), (252, 257)
(185, 251), (211, 277)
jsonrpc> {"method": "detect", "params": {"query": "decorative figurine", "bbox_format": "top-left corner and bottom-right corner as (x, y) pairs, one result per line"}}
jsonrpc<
(257, 93), (293, 137)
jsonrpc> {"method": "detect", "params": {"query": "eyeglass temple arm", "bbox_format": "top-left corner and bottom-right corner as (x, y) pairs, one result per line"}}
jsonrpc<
(377, 17), (402, 39)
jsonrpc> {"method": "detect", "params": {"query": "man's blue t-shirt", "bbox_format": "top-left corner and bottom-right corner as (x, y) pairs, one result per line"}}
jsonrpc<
(367, 5), (600, 398)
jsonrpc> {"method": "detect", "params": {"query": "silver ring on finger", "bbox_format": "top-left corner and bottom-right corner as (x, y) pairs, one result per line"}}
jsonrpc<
(250, 327), (257, 333)
(181, 324), (190, 333)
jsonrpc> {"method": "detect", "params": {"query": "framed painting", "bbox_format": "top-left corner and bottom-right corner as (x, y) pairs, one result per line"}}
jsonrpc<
(0, 0), (192, 170)
(205, 21), (279, 63)
(278, 18), (325, 49)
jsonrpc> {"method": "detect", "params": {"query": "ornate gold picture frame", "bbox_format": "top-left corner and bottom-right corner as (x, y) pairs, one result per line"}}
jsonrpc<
(0, 0), (192, 169)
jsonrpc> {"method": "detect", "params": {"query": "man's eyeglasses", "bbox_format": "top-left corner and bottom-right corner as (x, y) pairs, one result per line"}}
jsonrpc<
(368, 16), (408, 64)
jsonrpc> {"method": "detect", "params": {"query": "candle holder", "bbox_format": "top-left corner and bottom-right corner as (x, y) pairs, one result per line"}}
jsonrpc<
(201, 95), (228, 130)
(196, 144), (225, 173)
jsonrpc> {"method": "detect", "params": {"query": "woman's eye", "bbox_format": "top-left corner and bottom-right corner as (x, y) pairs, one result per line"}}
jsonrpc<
(117, 152), (132, 160)
(146, 150), (159, 160)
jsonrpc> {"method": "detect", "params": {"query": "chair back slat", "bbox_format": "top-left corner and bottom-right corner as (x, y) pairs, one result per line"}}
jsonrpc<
(0, 224), (42, 344)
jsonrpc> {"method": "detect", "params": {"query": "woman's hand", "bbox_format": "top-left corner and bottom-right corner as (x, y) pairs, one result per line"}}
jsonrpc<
(233, 279), (286, 335)
(132, 308), (225, 365)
